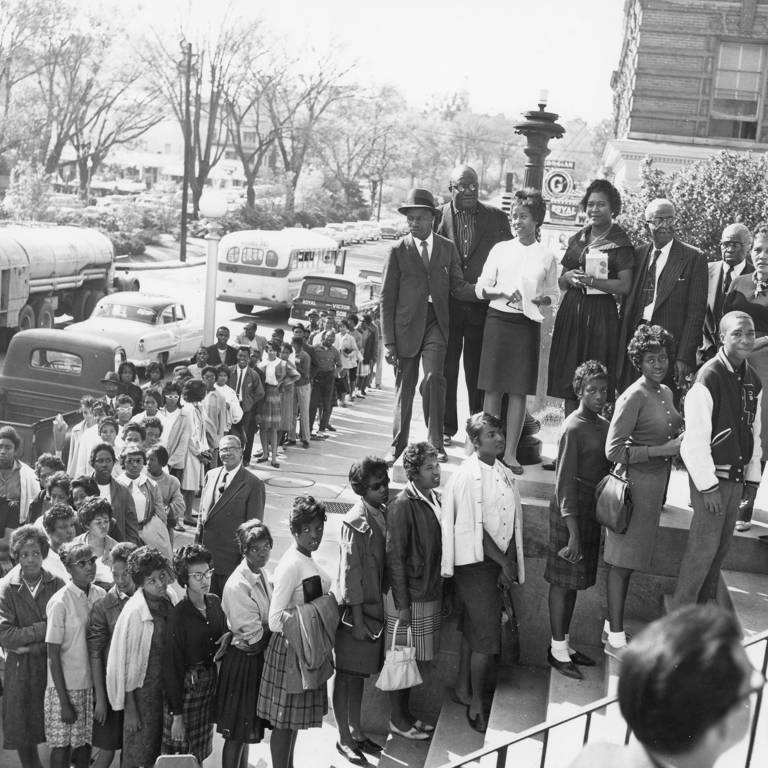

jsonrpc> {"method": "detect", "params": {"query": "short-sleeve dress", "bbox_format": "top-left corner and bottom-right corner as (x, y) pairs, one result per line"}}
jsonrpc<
(544, 410), (610, 590)
(603, 377), (682, 571)
(548, 223), (635, 401)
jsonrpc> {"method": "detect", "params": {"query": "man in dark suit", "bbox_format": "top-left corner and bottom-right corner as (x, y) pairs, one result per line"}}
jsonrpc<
(197, 434), (265, 596)
(618, 198), (708, 397)
(206, 326), (238, 366)
(698, 223), (754, 366)
(435, 165), (512, 443)
(381, 189), (509, 463)
(228, 346), (265, 464)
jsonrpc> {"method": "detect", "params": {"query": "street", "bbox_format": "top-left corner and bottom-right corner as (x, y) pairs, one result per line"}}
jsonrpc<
(138, 238), (391, 345)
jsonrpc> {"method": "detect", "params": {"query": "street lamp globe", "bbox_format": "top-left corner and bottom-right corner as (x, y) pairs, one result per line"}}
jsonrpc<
(199, 189), (228, 219)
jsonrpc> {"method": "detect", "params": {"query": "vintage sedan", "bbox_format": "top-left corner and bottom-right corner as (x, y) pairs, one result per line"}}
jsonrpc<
(65, 292), (203, 369)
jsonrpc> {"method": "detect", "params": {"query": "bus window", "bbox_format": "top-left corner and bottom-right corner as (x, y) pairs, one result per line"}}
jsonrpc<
(329, 285), (351, 300)
(265, 250), (278, 267)
(241, 247), (264, 265)
(226, 247), (240, 263)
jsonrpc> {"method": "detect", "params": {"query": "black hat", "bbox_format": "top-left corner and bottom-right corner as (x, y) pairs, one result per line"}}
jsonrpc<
(101, 371), (120, 385)
(398, 188), (438, 215)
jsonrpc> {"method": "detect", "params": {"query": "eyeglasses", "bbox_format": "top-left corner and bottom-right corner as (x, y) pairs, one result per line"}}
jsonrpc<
(452, 183), (478, 193)
(646, 216), (675, 225)
(721, 241), (743, 248)
(189, 568), (215, 583)
(72, 555), (98, 569)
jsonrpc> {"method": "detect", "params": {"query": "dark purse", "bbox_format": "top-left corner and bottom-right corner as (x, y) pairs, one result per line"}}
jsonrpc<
(594, 457), (632, 534)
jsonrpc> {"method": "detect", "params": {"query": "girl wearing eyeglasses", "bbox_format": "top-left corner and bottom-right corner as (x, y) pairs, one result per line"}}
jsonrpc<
(160, 544), (227, 764)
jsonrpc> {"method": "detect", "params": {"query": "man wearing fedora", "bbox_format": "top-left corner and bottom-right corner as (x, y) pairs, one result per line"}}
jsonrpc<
(101, 371), (121, 410)
(435, 165), (512, 445)
(381, 189), (511, 463)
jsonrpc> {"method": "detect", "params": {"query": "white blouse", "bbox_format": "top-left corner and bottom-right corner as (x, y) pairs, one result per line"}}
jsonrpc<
(475, 238), (559, 322)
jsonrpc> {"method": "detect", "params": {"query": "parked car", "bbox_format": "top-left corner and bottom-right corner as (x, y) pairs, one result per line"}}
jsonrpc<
(358, 222), (381, 241)
(310, 226), (345, 247)
(325, 223), (350, 246)
(379, 220), (400, 239)
(65, 292), (203, 370)
(288, 275), (358, 327)
(341, 222), (366, 243)
(0, 329), (126, 462)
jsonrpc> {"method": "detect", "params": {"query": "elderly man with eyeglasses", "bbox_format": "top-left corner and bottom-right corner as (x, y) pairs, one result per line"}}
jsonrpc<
(698, 222), (754, 366)
(195, 435), (265, 596)
(617, 198), (708, 399)
(434, 166), (512, 446)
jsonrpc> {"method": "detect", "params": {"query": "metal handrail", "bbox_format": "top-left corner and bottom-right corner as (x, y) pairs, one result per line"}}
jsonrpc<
(440, 628), (768, 768)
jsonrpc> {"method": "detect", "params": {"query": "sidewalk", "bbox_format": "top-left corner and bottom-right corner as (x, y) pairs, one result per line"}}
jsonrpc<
(115, 236), (207, 271)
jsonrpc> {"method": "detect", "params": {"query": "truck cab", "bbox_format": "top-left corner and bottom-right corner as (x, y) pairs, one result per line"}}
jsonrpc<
(0, 329), (126, 461)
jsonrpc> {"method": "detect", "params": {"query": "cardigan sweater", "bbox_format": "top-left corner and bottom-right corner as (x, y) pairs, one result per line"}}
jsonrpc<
(440, 453), (525, 581)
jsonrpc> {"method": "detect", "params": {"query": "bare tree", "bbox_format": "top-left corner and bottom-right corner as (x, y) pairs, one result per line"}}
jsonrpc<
(145, 14), (258, 215)
(266, 49), (355, 217)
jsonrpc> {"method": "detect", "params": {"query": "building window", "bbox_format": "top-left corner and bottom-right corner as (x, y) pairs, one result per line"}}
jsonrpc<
(243, 131), (257, 146)
(224, 149), (237, 160)
(710, 42), (764, 140)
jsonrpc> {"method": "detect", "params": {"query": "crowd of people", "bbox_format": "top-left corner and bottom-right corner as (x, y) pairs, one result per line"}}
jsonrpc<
(0, 166), (764, 766)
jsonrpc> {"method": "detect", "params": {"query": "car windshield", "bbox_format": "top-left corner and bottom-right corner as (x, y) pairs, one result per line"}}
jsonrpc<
(92, 301), (158, 324)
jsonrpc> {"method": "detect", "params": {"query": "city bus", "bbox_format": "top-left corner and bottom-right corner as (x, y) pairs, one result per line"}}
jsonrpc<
(216, 228), (345, 314)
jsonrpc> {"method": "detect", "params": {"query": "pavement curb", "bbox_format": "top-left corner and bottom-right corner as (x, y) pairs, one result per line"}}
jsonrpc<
(114, 257), (206, 271)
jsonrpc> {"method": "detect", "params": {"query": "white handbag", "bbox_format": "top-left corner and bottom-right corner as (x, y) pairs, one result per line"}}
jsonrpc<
(375, 620), (423, 691)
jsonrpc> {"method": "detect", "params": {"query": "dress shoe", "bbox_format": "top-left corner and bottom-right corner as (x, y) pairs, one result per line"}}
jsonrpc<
(466, 706), (488, 733)
(547, 649), (583, 680)
(301, 440), (310, 449)
(388, 719), (429, 740)
(541, 460), (556, 471)
(437, 449), (448, 463)
(443, 434), (453, 446)
(327, 425), (337, 431)
(354, 737), (383, 755)
(500, 458), (524, 475)
(284, 439), (297, 446)
(413, 719), (435, 733)
(569, 649), (596, 667)
(335, 741), (368, 765)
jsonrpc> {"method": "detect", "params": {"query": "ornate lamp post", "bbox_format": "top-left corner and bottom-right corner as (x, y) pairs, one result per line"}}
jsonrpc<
(198, 189), (228, 344)
(514, 90), (565, 189)
(513, 91), (565, 465)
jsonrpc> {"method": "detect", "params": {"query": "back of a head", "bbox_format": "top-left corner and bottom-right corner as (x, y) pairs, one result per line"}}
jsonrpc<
(619, 605), (745, 755)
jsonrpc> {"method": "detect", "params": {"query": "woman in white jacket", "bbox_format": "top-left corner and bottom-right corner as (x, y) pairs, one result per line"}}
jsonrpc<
(440, 413), (524, 734)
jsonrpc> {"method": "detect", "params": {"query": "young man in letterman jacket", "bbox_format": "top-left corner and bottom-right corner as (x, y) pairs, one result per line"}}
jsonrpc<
(671, 311), (761, 607)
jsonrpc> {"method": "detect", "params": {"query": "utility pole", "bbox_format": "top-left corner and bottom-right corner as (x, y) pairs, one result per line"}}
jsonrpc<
(179, 41), (193, 263)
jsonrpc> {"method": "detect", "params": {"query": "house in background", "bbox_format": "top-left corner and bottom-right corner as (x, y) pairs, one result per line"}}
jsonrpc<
(604, 0), (768, 188)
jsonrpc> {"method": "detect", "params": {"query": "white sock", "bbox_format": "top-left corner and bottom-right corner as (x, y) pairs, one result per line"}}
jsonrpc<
(565, 633), (573, 654)
(551, 638), (571, 663)
(603, 619), (610, 636)
(608, 631), (627, 648)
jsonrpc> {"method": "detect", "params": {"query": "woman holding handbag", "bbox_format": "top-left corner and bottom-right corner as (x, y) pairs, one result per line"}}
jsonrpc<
(384, 442), (443, 740)
(544, 362), (611, 680)
(333, 457), (390, 764)
(604, 326), (683, 657)
(440, 413), (525, 733)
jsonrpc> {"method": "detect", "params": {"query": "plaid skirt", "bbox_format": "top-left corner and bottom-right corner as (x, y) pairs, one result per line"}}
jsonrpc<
(256, 632), (328, 729)
(257, 384), (282, 429)
(544, 493), (603, 590)
(44, 687), (93, 749)
(161, 663), (217, 762)
(384, 591), (441, 662)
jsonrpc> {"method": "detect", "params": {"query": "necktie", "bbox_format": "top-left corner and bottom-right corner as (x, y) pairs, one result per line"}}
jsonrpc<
(216, 471), (228, 502)
(420, 240), (430, 272)
(722, 265), (732, 296)
(641, 249), (662, 310)
(236, 368), (244, 399)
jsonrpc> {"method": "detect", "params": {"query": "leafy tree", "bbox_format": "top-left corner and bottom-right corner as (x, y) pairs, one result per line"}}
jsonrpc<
(619, 152), (768, 259)
(2, 160), (52, 220)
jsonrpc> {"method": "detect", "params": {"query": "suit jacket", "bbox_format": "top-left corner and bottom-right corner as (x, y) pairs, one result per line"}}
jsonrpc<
(228, 364), (265, 412)
(380, 233), (477, 358)
(618, 238), (708, 387)
(97, 477), (141, 545)
(198, 465), (265, 577)
(434, 201), (512, 319)
(205, 343), (238, 366)
(699, 259), (754, 365)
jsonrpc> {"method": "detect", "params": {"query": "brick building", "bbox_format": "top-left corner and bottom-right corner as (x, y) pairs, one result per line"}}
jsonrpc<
(604, 0), (768, 188)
